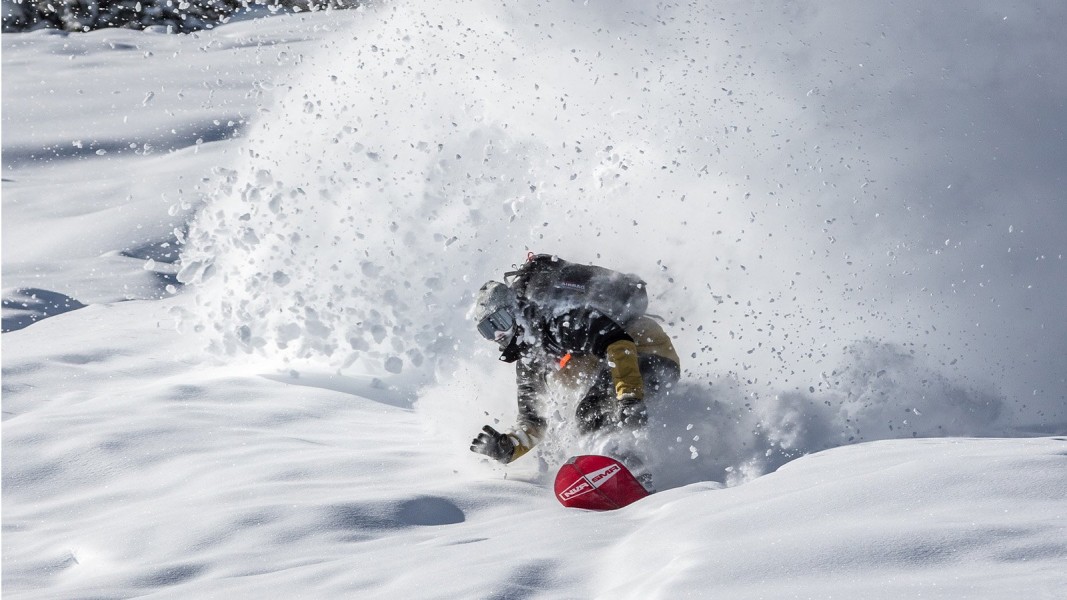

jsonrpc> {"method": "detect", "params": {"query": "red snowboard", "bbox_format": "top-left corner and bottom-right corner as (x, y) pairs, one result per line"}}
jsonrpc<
(554, 455), (650, 511)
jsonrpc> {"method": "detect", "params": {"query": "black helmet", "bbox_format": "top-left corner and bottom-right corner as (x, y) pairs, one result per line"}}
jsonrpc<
(472, 281), (519, 349)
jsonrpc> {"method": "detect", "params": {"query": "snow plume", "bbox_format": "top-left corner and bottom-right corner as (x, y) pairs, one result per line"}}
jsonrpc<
(643, 338), (1007, 488)
(417, 337), (1007, 490)
(179, 0), (1064, 482)
(178, 0), (769, 377)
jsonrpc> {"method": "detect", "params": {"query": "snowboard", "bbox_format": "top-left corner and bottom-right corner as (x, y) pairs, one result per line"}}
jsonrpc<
(554, 455), (650, 510)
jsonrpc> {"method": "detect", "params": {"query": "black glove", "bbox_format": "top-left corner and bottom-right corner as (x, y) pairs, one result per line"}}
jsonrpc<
(615, 395), (648, 429)
(470, 425), (516, 463)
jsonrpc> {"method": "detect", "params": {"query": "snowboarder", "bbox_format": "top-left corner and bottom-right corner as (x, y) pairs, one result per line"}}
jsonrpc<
(469, 254), (681, 491)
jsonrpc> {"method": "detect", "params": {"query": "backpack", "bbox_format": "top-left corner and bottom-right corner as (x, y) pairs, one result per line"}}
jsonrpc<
(504, 254), (649, 325)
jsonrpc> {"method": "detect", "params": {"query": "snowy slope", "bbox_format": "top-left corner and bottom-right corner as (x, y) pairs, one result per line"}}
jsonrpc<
(4, 1), (1067, 598)
(3, 299), (1065, 598)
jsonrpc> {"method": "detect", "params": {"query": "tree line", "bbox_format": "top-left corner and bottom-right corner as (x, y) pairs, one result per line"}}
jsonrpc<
(3, 0), (360, 33)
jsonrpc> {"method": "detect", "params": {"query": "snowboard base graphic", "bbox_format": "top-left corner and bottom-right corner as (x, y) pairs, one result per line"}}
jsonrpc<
(554, 455), (650, 511)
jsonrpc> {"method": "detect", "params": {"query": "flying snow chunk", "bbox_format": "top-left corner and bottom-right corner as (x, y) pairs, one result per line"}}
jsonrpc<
(384, 356), (404, 374)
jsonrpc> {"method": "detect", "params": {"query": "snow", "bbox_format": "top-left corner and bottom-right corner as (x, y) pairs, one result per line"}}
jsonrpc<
(3, 1), (1066, 598)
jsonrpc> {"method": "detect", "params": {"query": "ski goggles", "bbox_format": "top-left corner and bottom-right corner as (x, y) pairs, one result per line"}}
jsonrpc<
(476, 308), (515, 341)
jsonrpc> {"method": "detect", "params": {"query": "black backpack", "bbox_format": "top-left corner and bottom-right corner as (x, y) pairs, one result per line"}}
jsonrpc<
(504, 254), (649, 325)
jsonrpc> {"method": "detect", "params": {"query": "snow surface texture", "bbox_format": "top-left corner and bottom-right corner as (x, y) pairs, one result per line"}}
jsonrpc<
(3, 1), (1066, 598)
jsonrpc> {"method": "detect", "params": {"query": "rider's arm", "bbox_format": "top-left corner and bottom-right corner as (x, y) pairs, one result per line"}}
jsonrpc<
(509, 359), (548, 461)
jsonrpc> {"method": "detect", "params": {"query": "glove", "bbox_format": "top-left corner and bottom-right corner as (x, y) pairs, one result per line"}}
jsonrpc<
(470, 425), (516, 463)
(615, 394), (648, 429)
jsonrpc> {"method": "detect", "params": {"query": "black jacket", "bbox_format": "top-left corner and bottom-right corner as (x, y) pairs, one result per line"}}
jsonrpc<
(500, 302), (634, 432)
